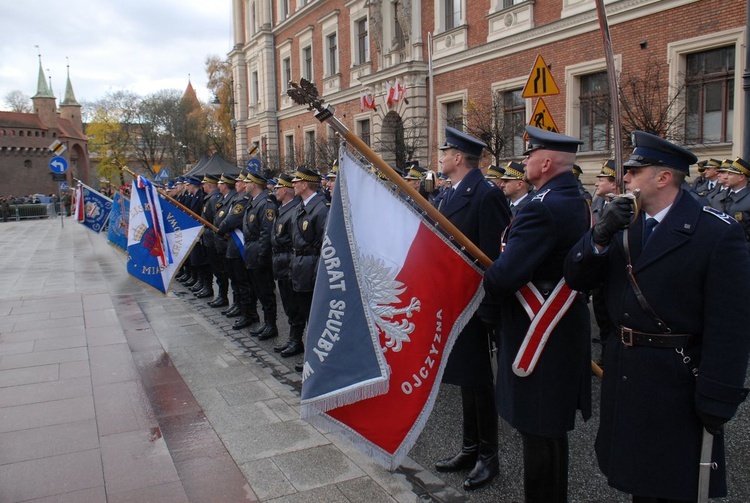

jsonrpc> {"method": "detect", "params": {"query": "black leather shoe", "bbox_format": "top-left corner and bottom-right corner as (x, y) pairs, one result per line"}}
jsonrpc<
(220, 304), (236, 315)
(195, 288), (213, 299)
(257, 325), (278, 340)
(189, 282), (204, 293)
(184, 277), (199, 287)
(294, 363), (304, 372)
(248, 324), (265, 337)
(224, 305), (242, 317)
(273, 341), (290, 353)
(280, 340), (304, 357)
(232, 315), (254, 330)
(463, 453), (499, 491)
(176, 273), (190, 282)
(208, 297), (229, 308)
(434, 448), (478, 473)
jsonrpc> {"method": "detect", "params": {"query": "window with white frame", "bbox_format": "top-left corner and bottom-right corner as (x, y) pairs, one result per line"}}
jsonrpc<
(282, 57), (292, 91)
(284, 134), (295, 169)
(302, 45), (313, 80)
(326, 33), (338, 76)
(356, 18), (369, 65)
(500, 89), (526, 159)
(445, 100), (464, 131)
(684, 46), (735, 145)
(305, 129), (316, 165)
(251, 71), (260, 106)
(503, 0), (525, 7)
(393, 1), (405, 50)
(445, 0), (461, 30)
(280, 0), (290, 20)
(579, 72), (611, 152)
(358, 118), (371, 146)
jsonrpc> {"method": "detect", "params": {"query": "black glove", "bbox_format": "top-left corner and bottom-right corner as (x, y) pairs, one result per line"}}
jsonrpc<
(697, 411), (726, 436)
(592, 195), (635, 246)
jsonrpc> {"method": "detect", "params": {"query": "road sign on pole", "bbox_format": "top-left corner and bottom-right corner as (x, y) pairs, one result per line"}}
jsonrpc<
(522, 55), (560, 98)
(246, 158), (262, 171)
(49, 139), (67, 156)
(49, 156), (68, 174)
(529, 98), (561, 133)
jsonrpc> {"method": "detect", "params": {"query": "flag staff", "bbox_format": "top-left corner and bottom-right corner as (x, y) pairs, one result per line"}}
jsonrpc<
(119, 165), (218, 231)
(287, 79), (604, 378)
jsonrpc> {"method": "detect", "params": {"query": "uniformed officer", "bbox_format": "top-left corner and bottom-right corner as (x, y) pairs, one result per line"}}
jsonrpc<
(719, 157), (750, 248)
(565, 131), (750, 502)
(243, 171), (279, 340)
(185, 177), (213, 298)
(591, 160), (617, 225)
(403, 161), (426, 191)
(484, 125), (592, 502)
(710, 159), (734, 210)
(271, 174), (306, 356)
(201, 174), (229, 307)
(484, 165), (504, 189)
(572, 163), (592, 205)
(290, 166), (330, 359)
(499, 161), (535, 216)
(691, 159), (707, 190)
(695, 158), (722, 200)
(433, 127), (511, 491)
(211, 175), (236, 311)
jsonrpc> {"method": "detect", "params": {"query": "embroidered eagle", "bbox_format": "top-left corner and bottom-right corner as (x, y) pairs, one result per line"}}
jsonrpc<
(359, 254), (421, 353)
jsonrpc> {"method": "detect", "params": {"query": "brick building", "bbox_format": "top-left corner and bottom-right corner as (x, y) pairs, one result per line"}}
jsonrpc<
(230, 0), (746, 184)
(0, 59), (89, 197)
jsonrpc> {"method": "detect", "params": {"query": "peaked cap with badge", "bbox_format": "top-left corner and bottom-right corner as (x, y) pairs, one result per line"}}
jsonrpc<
(292, 166), (322, 183)
(202, 173), (220, 184)
(276, 173), (295, 188)
(403, 160), (427, 180)
(246, 171), (267, 185)
(500, 161), (526, 180)
(439, 126), (487, 157)
(623, 131), (698, 174)
(218, 173), (237, 186)
(725, 157), (750, 177)
(596, 159), (616, 179)
(485, 165), (504, 180)
(524, 125), (584, 155)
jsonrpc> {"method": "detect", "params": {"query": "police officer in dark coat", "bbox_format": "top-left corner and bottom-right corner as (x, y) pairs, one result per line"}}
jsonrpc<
(572, 163), (592, 205)
(433, 127), (510, 491)
(271, 174), (306, 357)
(564, 132), (750, 502)
(499, 161), (535, 216)
(202, 174), (230, 307)
(484, 126), (592, 502)
(243, 171), (279, 340)
(719, 157), (750, 249)
(185, 177), (213, 298)
(212, 174), (236, 309)
(290, 166), (330, 355)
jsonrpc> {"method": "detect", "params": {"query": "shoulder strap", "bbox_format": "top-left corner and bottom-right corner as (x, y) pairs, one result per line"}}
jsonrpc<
(623, 228), (672, 333)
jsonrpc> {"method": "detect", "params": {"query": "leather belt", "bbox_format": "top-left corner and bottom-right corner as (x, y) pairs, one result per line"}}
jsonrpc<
(620, 326), (693, 348)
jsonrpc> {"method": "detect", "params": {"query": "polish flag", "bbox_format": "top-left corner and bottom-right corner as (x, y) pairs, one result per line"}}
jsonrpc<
(386, 78), (405, 107)
(300, 150), (484, 468)
(359, 91), (376, 111)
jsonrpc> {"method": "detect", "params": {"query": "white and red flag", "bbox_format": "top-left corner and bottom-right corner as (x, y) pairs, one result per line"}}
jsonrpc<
(359, 90), (376, 111)
(386, 78), (405, 107)
(300, 149), (484, 469)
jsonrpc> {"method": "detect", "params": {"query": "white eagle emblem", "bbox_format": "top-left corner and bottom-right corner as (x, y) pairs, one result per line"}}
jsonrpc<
(359, 254), (421, 352)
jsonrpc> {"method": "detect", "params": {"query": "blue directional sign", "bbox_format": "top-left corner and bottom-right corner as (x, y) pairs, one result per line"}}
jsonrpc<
(246, 158), (262, 171)
(59, 182), (69, 191)
(155, 169), (170, 181)
(50, 156), (68, 174)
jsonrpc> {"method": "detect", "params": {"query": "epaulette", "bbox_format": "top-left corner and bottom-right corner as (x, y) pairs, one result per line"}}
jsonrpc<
(531, 189), (551, 202)
(702, 206), (735, 225)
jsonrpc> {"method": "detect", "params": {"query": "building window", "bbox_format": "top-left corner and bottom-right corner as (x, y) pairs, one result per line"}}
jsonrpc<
(251, 71), (260, 105)
(393, 1), (405, 50)
(326, 33), (338, 76)
(356, 18), (369, 64)
(445, 100), (464, 131)
(250, 2), (257, 36)
(445, 0), (460, 30)
(24, 160), (32, 169)
(501, 89), (526, 158)
(358, 119), (371, 147)
(685, 46), (735, 145)
(579, 72), (610, 152)
(282, 57), (292, 90)
(503, 0), (525, 7)
(302, 46), (313, 80)
(305, 130), (316, 165)
(285, 134), (295, 168)
(281, 0), (290, 19)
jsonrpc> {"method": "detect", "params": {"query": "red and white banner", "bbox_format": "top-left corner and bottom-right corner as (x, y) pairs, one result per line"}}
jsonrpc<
(359, 90), (376, 111)
(386, 78), (405, 107)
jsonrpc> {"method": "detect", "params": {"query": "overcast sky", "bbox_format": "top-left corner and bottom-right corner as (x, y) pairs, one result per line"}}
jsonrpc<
(0, 1), (233, 110)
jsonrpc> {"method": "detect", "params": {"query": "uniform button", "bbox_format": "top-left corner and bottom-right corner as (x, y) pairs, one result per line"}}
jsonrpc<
(576, 252), (582, 259)
(621, 375), (627, 382)
(624, 313), (629, 319)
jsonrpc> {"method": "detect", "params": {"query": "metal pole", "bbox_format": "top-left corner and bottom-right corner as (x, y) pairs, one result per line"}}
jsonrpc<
(58, 183), (64, 228)
(743, 1), (750, 161)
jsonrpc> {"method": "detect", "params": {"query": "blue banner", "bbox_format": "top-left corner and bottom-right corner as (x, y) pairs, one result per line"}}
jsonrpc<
(107, 192), (130, 252)
(75, 183), (113, 233)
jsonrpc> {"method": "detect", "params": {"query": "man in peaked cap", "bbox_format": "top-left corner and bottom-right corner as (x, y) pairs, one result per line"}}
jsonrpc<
(484, 125), (591, 501)
(484, 165), (504, 188)
(565, 132), (750, 501)
(591, 159), (617, 225)
(695, 158), (723, 199)
(433, 126), (510, 491)
(571, 163), (592, 205)
(691, 159), (708, 190)
(201, 174), (230, 307)
(718, 157), (750, 249)
(290, 166), (330, 364)
(499, 160), (534, 216)
(184, 177), (213, 298)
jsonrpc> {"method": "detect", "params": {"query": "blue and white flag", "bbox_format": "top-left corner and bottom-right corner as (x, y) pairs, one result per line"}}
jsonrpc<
(126, 176), (204, 294)
(231, 228), (246, 262)
(106, 191), (130, 252)
(73, 182), (113, 233)
(301, 150), (485, 469)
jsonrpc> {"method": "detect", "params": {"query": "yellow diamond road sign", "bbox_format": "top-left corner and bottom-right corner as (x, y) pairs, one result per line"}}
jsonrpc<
(49, 139), (66, 156)
(525, 98), (561, 140)
(522, 55), (560, 98)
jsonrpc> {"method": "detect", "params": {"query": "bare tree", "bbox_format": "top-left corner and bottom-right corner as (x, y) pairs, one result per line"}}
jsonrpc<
(374, 115), (428, 173)
(462, 92), (523, 165)
(3, 90), (32, 113)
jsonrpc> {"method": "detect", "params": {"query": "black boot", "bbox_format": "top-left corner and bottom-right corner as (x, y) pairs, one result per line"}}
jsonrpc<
(273, 341), (290, 353)
(176, 270), (190, 282)
(190, 279), (204, 293)
(184, 269), (199, 287)
(233, 306), (259, 330)
(435, 387), (478, 472)
(223, 304), (241, 317)
(257, 323), (278, 340)
(521, 432), (569, 503)
(463, 387), (499, 490)
(195, 286), (214, 299)
(208, 296), (229, 307)
(280, 339), (304, 357)
(294, 363), (304, 372)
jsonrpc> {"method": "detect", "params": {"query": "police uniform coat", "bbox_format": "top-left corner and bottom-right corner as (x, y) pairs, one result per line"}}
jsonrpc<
(721, 186), (750, 248)
(564, 189), (750, 499)
(201, 188), (222, 250)
(291, 193), (329, 292)
(271, 197), (301, 280)
(591, 195), (607, 225)
(436, 167), (511, 387)
(243, 193), (277, 269)
(484, 171), (592, 437)
(187, 188), (208, 266)
(509, 189), (535, 217)
(217, 191), (249, 259)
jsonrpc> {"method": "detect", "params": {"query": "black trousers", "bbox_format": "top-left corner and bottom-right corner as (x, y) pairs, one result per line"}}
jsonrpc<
(208, 246), (228, 297)
(278, 278), (306, 329)
(248, 265), (276, 322)
(226, 257), (256, 308)
(521, 431), (569, 503)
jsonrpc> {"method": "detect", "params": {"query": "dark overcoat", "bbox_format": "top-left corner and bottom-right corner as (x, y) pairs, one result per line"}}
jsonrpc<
(243, 194), (277, 269)
(217, 192), (249, 259)
(271, 197), (301, 280)
(484, 171), (592, 437)
(564, 189), (750, 499)
(291, 193), (329, 293)
(436, 167), (510, 387)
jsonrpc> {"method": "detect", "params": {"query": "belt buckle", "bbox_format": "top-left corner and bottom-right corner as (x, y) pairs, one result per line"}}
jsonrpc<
(621, 327), (634, 347)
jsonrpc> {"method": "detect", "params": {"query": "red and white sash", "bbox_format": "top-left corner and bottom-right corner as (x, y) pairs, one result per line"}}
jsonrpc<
(512, 278), (577, 377)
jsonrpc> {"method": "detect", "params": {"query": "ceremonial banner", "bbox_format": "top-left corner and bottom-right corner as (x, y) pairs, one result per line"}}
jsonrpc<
(126, 176), (204, 294)
(301, 150), (484, 469)
(107, 191), (130, 252)
(73, 182), (113, 233)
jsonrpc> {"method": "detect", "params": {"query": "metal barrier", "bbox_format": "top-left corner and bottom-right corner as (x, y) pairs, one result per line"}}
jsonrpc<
(9, 204), (50, 220)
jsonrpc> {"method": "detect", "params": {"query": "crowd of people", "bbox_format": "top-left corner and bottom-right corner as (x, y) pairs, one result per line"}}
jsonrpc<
(160, 124), (749, 502)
